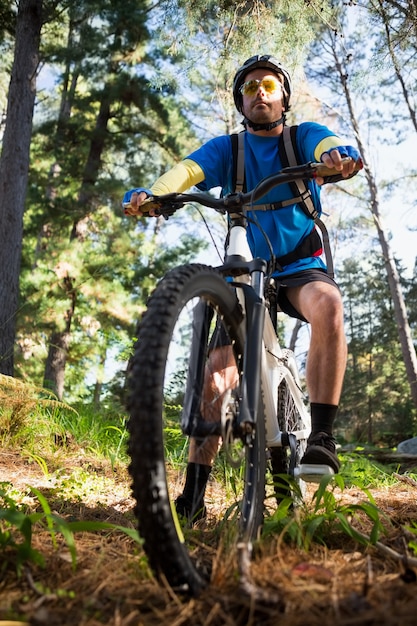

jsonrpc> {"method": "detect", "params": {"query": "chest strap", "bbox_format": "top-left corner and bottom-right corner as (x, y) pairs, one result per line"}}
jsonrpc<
(244, 192), (312, 212)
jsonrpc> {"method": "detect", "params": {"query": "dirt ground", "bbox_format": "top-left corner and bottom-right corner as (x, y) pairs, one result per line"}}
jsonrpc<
(1, 448), (417, 626)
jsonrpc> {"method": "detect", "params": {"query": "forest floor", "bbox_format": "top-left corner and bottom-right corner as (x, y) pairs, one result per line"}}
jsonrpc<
(1, 447), (417, 626)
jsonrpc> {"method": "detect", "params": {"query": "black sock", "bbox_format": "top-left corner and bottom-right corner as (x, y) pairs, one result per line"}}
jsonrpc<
(310, 403), (338, 435)
(182, 462), (211, 505)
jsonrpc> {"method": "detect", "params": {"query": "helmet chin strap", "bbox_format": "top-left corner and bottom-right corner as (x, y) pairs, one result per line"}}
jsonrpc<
(243, 115), (285, 131)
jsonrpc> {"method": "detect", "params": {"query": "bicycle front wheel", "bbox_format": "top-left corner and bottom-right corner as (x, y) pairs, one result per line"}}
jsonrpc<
(127, 264), (266, 594)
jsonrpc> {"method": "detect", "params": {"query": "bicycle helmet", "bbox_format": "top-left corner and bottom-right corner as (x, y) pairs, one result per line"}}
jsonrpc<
(233, 54), (292, 115)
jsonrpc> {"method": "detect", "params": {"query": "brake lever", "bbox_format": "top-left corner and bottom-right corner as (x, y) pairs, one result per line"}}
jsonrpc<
(152, 198), (186, 219)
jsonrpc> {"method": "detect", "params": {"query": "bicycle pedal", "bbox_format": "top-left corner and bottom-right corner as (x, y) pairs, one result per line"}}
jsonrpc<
(294, 464), (335, 483)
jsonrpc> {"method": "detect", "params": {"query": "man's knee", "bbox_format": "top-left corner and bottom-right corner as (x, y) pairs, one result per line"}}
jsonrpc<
(207, 344), (236, 372)
(294, 282), (344, 326)
(316, 288), (343, 320)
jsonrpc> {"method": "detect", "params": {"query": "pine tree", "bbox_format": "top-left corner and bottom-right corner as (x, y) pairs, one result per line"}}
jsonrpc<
(0, 0), (43, 376)
(17, 0), (204, 399)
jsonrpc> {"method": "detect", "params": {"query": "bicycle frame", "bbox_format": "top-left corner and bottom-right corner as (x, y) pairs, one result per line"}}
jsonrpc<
(222, 217), (311, 455)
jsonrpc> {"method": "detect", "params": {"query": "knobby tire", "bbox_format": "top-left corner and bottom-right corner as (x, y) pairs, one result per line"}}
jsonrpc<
(127, 264), (266, 594)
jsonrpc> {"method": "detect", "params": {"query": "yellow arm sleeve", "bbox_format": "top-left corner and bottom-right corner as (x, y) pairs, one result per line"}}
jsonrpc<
(314, 137), (345, 161)
(150, 159), (205, 195)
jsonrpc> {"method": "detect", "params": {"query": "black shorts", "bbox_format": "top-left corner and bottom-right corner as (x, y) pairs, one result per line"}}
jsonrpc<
(275, 269), (340, 322)
(212, 269), (339, 348)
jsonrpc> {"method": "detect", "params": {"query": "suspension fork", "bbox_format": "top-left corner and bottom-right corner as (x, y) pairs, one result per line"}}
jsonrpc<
(181, 300), (215, 437)
(231, 259), (268, 435)
(220, 218), (269, 434)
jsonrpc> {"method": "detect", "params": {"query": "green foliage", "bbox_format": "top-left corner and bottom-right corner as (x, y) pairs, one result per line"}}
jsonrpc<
(157, 402), (397, 555)
(340, 451), (398, 489)
(0, 394), (139, 578)
(163, 410), (188, 465)
(337, 254), (417, 444)
(0, 376), (129, 468)
(0, 374), (77, 443)
(0, 483), (140, 577)
(2, 2), (416, 603)
(0, 487), (45, 575)
(263, 472), (389, 550)
(160, 0), (330, 63)
(0, 392), (414, 587)
(149, 0), (337, 134)
(12, 0), (206, 401)
(405, 521), (417, 557)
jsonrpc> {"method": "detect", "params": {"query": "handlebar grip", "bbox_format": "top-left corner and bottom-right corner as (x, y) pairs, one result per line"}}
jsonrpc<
(123, 197), (162, 216)
(313, 157), (363, 180)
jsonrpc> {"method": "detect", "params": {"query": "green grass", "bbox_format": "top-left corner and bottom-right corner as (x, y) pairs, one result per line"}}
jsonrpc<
(263, 473), (390, 550)
(0, 378), (135, 576)
(0, 392), (129, 466)
(339, 451), (403, 488)
(1, 375), (417, 582)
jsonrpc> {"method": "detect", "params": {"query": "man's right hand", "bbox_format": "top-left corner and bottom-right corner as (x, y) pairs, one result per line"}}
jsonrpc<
(123, 190), (149, 216)
(122, 188), (161, 216)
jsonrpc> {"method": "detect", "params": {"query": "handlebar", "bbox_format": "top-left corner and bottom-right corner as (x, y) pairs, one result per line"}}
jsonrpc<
(123, 158), (363, 218)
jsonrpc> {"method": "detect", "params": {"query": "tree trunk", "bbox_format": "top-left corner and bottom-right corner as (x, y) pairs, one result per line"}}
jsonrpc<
(374, 0), (417, 132)
(0, 0), (43, 375)
(43, 274), (76, 400)
(334, 46), (417, 409)
(93, 349), (107, 408)
(43, 330), (71, 400)
(289, 318), (303, 353)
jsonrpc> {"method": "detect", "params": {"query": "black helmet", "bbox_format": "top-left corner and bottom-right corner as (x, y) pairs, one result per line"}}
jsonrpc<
(233, 54), (292, 113)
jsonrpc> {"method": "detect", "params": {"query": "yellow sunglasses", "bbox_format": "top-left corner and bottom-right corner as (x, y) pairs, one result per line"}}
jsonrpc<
(239, 78), (282, 97)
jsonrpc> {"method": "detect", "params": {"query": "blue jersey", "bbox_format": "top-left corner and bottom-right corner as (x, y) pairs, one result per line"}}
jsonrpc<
(186, 122), (342, 276)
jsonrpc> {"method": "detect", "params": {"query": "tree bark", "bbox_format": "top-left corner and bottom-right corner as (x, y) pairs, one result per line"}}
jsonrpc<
(0, 0), (43, 375)
(43, 274), (76, 400)
(43, 330), (71, 400)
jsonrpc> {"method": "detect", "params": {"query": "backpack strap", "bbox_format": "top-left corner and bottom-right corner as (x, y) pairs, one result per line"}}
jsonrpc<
(315, 217), (334, 278)
(279, 126), (334, 278)
(231, 131), (246, 193)
(278, 126), (318, 220)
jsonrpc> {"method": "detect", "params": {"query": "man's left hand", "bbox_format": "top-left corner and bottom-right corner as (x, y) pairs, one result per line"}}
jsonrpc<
(316, 149), (357, 185)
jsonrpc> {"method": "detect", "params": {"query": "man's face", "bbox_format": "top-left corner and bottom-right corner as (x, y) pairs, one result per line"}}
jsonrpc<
(240, 69), (285, 125)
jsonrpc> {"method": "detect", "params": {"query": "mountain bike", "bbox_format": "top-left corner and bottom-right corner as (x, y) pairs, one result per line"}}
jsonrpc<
(124, 159), (361, 595)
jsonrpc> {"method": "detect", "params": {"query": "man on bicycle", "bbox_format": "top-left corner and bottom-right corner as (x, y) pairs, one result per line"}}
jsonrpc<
(124, 54), (361, 520)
